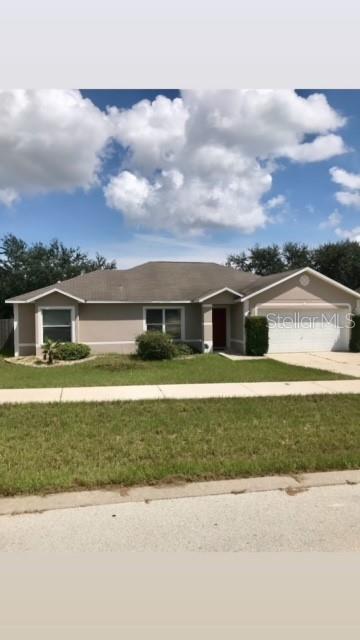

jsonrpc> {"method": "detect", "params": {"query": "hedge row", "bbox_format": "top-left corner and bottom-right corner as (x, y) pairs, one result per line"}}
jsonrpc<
(245, 316), (269, 356)
(350, 314), (360, 352)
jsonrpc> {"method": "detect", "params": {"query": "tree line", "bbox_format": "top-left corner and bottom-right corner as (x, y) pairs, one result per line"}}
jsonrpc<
(226, 240), (360, 291)
(0, 234), (116, 318)
(1, 234), (359, 319)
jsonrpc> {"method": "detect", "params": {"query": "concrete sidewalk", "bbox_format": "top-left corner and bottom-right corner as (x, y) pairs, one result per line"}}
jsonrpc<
(0, 378), (359, 404)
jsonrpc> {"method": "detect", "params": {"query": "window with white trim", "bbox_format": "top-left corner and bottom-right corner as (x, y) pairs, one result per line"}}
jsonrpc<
(145, 308), (182, 339)
(42, 309), (72, 343)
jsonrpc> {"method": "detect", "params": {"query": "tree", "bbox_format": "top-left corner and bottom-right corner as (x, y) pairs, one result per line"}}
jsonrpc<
(0, 234), (116, 318)
(282, 242), (312, 270)
(226, 240), (360, 290)
(42, 339), (60, 365)
(226, 250), (253, 272)
(312, 240), (360, 291)
(227, 244), (284, 275)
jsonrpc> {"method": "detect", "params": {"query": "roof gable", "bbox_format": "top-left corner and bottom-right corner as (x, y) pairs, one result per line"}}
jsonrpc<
(197, 287), (243, 302)
(241, 267), (360, 301)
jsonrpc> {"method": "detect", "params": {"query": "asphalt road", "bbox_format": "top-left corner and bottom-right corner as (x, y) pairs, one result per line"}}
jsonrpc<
(1, 483), (360, 551)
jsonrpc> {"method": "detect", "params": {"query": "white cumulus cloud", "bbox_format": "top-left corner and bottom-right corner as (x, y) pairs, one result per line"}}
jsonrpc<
(106, 90), (346, 233)
(266, 194), (286, 210)
(319, 209), (342, 229)
(330, 166), (360, 190)
(0, 90), (111, 205)
(282, 134), (346, 163)
(0, 188), (19, 207)
(330, 166), (360, 209)
(335, 226), (360, 242)
(335, 191), (360, 207)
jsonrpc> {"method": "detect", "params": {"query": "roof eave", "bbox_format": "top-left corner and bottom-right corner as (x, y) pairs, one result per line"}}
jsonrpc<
(6, 287), (85, 304)
(196, 287), (244, 303)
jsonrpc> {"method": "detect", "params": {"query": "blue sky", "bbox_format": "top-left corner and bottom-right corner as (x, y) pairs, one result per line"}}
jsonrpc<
(1, 89), (360, 267)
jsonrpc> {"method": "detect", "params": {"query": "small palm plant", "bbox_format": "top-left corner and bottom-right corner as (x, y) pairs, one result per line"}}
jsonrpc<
(42, 339), (60, 365)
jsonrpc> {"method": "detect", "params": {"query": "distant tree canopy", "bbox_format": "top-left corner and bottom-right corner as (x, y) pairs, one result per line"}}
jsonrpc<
(226, 240), (360, 291)
(0, 234), (116, 318)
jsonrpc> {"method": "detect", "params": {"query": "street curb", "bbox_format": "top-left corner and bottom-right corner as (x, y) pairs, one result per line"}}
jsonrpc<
(1, 468), (360, 516)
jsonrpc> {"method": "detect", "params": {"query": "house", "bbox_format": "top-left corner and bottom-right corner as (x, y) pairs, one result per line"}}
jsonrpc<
(6, 261), (360, 357)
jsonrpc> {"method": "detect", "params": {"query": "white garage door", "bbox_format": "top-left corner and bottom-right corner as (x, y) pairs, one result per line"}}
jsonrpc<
(257, 307), (350, 353)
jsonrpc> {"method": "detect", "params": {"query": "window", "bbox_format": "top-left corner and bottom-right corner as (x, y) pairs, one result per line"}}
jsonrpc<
(42, 309), (72, 343)
(164, 309), (181, 339)
(145, 308), (182, 340)
(145, 309), (163, 333)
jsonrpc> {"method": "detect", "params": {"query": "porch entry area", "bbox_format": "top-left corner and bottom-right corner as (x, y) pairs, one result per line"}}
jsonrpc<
(212, 307), (227, 350)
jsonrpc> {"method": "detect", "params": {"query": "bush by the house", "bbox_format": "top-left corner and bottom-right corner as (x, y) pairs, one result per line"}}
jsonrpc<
(136, 331), (176, 360)
(245, 316), (269, 356)
(56, 342), (91, 361)
(174, 342), (196, 357)
(349, 315), (360, 352)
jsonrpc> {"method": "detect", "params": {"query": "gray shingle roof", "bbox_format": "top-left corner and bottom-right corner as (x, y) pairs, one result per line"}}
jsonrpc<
(7, 262), (263, 303)
(8, 263), (359, 304)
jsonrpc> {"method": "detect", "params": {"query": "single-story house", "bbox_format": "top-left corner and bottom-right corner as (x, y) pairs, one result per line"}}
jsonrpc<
(6, 261), (360, 356)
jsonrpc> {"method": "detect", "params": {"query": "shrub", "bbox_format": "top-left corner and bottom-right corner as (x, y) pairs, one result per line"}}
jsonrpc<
(245, 316), (269, 356)
(174, 342), (195, 357)
(136, 331), (176, 360)
(350, 315), (360, 352)
(42, 339), (60, 364)
(56, 342), (91, 361)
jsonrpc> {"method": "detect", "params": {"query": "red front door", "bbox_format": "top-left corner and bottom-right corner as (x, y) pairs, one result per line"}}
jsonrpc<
(212, 308), (227, 350)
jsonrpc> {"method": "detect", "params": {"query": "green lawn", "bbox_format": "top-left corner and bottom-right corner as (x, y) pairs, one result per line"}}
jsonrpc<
(0, 395), (359, 495)
(0, 353), (351, 388)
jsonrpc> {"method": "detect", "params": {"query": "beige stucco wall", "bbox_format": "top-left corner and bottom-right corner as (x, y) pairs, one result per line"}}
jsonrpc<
(18, 304), (35, 345)
(201, 305), (213, 348)
(204, 291), (239, 305)
(79, 303), (202, 352)
(36, 292), (78, 307)
(249, 273), (357, 312)
(79, 303), (142, 343)
(230, 303), (244, 353)
(186, 304), (202, 343)
(16, 297), (203, 356)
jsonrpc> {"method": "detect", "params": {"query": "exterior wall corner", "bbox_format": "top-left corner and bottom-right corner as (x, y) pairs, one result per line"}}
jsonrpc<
(201, 304), (213, 353)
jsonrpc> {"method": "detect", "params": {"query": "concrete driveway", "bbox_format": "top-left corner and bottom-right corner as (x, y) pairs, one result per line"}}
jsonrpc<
(269, 351), (360, 377)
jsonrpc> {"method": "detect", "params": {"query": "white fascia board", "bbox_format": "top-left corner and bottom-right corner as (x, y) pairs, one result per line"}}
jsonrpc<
(85, 299), (192, 304)
(6, 288), (85, 304)
(6, 298), (193, 304)
(197, 287), (243, 303)
(240, 267), (360, 302)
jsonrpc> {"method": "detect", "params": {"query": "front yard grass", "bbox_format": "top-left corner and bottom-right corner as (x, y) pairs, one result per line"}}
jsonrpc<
(0, 353), (351, 388)
(0, 395), (360, 495)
